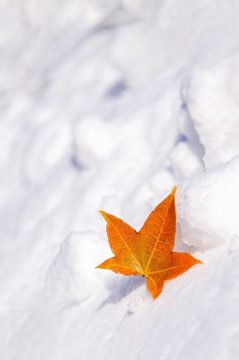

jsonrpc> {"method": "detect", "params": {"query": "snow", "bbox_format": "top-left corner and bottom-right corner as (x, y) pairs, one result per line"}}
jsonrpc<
(177, 157), (239, 248)
(1, 1), (239, 359)
(185, 56), (239, 167)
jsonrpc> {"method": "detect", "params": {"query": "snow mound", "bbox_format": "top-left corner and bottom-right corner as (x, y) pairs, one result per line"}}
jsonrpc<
(185, 53), (239, 167)
(177, 157), (239, 248)
(45, 232), (109, 303)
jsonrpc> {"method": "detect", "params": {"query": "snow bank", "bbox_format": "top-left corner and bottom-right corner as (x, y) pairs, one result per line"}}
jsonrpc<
(177, 49), (239, 250)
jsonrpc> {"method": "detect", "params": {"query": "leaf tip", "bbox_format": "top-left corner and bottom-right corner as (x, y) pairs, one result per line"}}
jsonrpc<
(95, 261), (106, 270)
(196, 259), (203, 265)
(99, 210), (108, 221)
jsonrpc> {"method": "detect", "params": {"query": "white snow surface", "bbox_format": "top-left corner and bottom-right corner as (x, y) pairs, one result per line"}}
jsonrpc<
(1, 1), (239, 359)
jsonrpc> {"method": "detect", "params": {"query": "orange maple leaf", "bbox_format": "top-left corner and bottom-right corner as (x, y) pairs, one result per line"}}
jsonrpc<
(96, 187), (202, 299)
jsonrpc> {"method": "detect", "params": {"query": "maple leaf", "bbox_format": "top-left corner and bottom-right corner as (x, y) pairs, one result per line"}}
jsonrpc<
(96, 187), (202, 299)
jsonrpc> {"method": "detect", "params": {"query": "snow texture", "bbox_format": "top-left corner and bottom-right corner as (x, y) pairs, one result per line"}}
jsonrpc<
(1, 1), (239, 359)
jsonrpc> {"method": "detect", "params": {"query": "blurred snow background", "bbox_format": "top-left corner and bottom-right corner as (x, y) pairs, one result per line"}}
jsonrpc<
(1, 0), (239, 359)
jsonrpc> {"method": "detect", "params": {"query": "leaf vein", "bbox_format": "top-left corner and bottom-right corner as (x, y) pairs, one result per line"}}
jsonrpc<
(147, 264), (186, 275)
(105, 214), (143, 272)
(144, 201), (172, 273)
